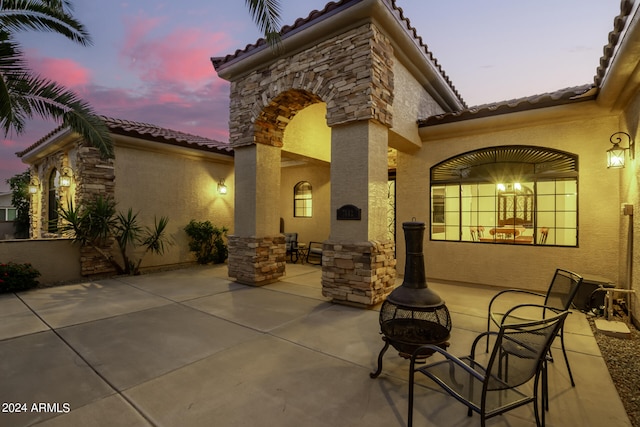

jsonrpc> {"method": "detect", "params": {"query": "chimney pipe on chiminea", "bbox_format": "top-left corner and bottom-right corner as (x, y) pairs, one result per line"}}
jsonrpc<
(370, 221), (451, 378)
(386, 221), (445, 308)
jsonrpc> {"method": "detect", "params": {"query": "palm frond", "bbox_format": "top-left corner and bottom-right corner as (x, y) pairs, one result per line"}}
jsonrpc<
(245, 0), (282, 50)
(0, 0), (91, 45)
(2, 72), (113, 157)
(0, 32), (28, 133)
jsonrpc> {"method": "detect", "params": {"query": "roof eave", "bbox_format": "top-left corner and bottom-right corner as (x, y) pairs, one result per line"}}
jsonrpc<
(212, 0), (464, 111)
(17, 127), (74, 164)
(597, 0), (640, 110)
(418, 96), (607, 142)
(212, 0), (366, 80)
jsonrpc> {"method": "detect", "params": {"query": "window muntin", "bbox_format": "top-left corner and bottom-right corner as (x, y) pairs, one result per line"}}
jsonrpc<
(294, 181), (312, 218)
(430, 146), (578, 247)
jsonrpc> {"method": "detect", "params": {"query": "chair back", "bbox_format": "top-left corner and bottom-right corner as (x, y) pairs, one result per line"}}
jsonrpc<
(284, 233), (298, 251)
(484, 305), (569, 391)
(544, 269), (583, 310)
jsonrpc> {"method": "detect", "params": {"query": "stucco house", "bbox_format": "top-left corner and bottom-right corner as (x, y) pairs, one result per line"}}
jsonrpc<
(15, 0), (639, 325)
(17, 117), (235, 276)
(0, 192), (17, 240)
(210, 0), (638, 322)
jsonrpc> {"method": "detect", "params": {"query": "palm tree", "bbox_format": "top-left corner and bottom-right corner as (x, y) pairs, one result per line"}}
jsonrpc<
(0, 0), (112, 158)
(245, 0), (282, 49)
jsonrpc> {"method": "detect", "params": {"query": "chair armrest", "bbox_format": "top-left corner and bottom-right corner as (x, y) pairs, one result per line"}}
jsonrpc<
(469, 331), (500, 358)
(488, 289), (546, 326)
(411, 344), (486, 382)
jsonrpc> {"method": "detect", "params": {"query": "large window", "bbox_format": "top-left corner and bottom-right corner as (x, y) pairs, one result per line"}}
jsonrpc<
(430, 146), (578, 246)
(293, 181), (312, 217)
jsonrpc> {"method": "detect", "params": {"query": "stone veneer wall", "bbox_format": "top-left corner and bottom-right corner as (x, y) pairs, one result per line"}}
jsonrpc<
(75, 140), (115, 202)
(321, 240), (396, 306)
(227, 235), (286, 286)
(227, 22), (394, 148)
(75, 140), (117, 277)
(224, 22), (396, 288)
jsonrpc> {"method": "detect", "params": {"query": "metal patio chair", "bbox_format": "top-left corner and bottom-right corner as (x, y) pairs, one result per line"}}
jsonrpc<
(408, 304), (569, 427)
(306, 241), (323, 265)
(486, 268), (583, 387)
(283, 232), (299, 263)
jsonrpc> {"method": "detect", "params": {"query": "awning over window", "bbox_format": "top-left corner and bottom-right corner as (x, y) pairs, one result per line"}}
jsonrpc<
(431, 145), (578, 183)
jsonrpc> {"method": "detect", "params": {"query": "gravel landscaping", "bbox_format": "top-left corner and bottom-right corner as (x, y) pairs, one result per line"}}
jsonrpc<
(590, 312), (639, 427)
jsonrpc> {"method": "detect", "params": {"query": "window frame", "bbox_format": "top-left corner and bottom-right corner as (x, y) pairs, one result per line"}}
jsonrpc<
(430, 146), (579, 247)
(293, 181), (313, 218)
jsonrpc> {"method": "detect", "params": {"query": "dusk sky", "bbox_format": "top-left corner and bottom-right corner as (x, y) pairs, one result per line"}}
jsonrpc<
(0, 0), (620, 191)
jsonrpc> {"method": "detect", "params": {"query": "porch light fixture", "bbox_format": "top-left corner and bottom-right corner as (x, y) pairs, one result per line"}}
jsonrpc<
(217, 179), (228, 195)
(607, 131), (635, 168)
(59, 166), (73, 187)
(28, 176), (40, 194)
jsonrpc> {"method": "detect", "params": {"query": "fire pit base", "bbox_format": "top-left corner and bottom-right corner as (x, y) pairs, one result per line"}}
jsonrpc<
(369, 336), (450, 379)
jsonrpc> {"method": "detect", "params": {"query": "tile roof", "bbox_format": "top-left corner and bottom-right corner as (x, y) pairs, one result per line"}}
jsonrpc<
(16, 116), (232, 158)
(211, 0), (465, 107)
(418, 84), (596, 127)
(102, 117), (232, 153)
(594, 0), (634, 87)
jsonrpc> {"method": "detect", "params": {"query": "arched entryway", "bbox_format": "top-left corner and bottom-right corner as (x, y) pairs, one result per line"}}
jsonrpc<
(213, 13), (402, 306)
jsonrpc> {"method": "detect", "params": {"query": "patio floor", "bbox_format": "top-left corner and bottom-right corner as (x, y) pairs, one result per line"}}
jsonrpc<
(0, 263), (632, 426)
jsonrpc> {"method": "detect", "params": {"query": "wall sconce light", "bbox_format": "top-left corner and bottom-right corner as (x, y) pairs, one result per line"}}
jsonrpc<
(59, 166), (73, 187)
(607, 131), (635, 168)
(28, 176), (40, 194)
(217, 179), (228, 195)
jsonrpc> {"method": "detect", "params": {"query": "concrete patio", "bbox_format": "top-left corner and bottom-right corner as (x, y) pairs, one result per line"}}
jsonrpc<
(0, 263), (632, 426)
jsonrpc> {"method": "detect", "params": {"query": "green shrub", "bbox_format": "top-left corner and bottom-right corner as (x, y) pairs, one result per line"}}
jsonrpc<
(0, 262), (40, 293)
(184, 220), (228, 264)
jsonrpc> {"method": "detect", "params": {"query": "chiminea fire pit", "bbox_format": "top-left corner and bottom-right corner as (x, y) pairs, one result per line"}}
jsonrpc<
(370, 221), (451, 378)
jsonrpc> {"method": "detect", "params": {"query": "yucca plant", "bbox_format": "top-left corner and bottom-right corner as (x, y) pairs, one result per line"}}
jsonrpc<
(60, 196), (172, 275)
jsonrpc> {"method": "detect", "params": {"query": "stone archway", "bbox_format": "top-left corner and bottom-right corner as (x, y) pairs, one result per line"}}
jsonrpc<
(217, 21), (397, 305)
(254, 89), (324, 147)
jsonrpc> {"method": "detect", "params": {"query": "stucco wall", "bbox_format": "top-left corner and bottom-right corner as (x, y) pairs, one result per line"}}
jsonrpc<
(0, 239), (82, 285)
(280, 164), (331, 245)
(622, 92), (640, 324)
(390, 61), (446, 150)
(282, 103), (331, 163)
(114, 143), (234, 269)
(0, 222), (14, 240)
(397, 112), (621, 292)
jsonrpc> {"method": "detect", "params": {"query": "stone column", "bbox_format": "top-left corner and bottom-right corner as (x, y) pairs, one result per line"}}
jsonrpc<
(322, 120), (396, 306)
(228, 144), (286, 285)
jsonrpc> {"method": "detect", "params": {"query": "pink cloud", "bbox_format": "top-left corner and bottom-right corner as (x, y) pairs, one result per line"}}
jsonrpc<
(28, 55), (91, 89)
(1, 137), (18, 148)
(121, 15), (235, 90)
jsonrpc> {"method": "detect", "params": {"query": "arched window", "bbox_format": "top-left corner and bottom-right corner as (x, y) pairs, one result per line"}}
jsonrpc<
(430, 146), (578, 246)
(48, 168), (60, 232)
(294, 181), (312, 218)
